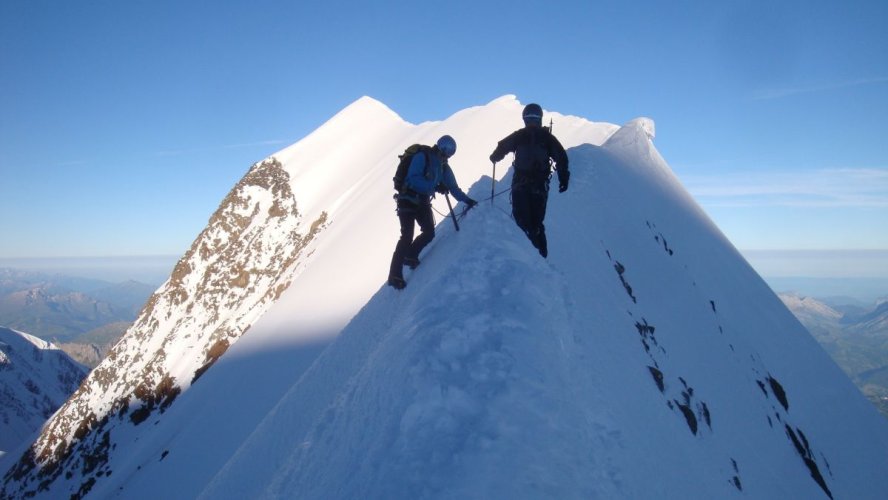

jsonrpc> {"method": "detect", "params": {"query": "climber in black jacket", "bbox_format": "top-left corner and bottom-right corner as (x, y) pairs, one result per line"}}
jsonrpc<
(490, 103), (569, 258)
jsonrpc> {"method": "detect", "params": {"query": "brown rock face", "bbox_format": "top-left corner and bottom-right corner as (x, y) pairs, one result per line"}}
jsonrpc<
(1, 157), (329, 499)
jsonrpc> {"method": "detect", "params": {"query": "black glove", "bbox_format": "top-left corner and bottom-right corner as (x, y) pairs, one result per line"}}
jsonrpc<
(436, 183), (448, 194)
(466, 198), (478, 208)
(489, 154), (498, 164)
(559, 180), (568, 193)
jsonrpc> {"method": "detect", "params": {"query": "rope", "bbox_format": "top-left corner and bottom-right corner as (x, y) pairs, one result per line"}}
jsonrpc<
(420, 174), (551, 223)
(431, 186), (509, 219)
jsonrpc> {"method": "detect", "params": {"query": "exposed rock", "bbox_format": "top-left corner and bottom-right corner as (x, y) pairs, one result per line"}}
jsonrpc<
(1, 157), (329, 498)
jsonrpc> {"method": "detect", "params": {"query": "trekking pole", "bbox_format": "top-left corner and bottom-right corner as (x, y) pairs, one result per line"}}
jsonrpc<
(490, 160), (496, 205)
(444, 193), (460, 232)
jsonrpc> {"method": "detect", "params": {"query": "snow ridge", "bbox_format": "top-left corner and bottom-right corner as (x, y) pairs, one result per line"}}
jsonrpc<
(203, 192), (621, 499)
(4, 96), (888, 499)
(202, 132), (888, 499)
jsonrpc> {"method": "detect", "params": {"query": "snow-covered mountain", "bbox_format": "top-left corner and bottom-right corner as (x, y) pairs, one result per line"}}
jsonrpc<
(0, 327), (86, 457)
(780, 293), (844, 328)
(2, 96), (887, 499)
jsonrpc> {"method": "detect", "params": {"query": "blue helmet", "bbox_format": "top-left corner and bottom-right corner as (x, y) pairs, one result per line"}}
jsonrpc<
(436, 135), (457, 158)
(522, 103), (543, 126)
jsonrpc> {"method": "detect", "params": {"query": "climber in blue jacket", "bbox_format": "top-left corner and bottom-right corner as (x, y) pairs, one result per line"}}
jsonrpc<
(388, 135), (477, 289)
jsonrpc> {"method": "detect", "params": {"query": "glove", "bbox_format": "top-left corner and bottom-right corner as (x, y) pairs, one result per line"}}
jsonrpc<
(489, 154), (498, 164)
(466, 198), (478, 208)
(559, 180), (569, 193)
(435, 183), (448, 194)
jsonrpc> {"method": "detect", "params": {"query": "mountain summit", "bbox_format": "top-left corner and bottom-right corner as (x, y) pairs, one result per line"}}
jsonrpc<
(2, 97), (886, 499)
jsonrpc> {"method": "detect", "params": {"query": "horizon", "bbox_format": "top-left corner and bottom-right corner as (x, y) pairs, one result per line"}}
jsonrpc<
(2, 250), (887, 303)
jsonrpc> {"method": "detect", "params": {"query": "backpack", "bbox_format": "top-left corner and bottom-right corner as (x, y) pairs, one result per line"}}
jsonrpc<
(513, 128), (551, 176)
(393, 144), (432, 191)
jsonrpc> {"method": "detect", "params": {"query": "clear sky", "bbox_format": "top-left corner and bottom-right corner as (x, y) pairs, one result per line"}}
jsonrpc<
(2, 1), (886, 267)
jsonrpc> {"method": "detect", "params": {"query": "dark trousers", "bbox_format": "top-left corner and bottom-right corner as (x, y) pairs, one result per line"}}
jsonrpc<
(511, 178), (549, 257)
(389, 200), (435, 279)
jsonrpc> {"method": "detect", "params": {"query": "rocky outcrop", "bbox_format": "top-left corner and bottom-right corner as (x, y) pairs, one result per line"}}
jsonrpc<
(1, 157), (328, 499)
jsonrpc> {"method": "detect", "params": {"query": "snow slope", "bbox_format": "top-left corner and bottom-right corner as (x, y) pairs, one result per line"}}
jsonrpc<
(3, 96), (887, 499)
(0, 327), (85, 456)
(198, 120), (888, 499)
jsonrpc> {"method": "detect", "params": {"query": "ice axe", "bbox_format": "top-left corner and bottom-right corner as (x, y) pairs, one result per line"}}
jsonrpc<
(490, 160), (496, 205)
(444, 193), (460, 232)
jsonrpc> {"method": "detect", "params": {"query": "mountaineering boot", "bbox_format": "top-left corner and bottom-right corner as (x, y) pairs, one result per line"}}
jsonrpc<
(527, 226), (547, 258)
(537, 232), (548, 258)
(388, 275), (406, 290)
(403, 256), (420, 270)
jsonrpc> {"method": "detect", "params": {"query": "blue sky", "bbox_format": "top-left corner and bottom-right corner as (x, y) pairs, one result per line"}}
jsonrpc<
(1, 1), (886, 275)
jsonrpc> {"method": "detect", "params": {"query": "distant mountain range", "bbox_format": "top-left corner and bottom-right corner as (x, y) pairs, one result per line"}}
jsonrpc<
(0, 268), (156, 367)
(779, 292), (888, 417)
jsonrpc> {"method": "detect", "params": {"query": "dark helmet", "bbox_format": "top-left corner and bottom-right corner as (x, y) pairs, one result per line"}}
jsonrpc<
(436, 135), (457, 158)
(522, 103), (543, 126)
